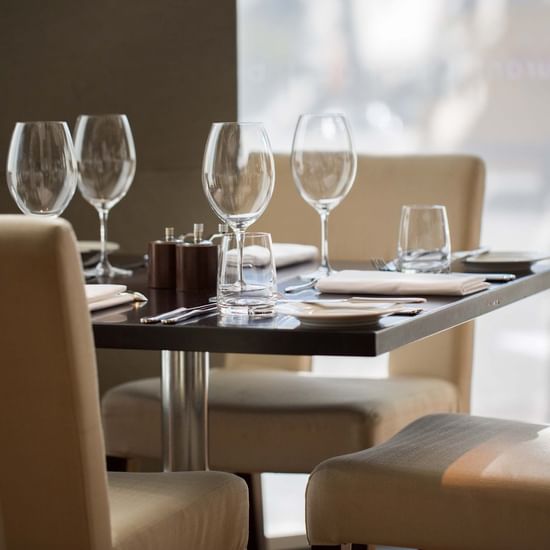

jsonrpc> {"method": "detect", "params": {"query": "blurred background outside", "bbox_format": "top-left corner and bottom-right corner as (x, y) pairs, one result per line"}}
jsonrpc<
(238, 0), (550, 543)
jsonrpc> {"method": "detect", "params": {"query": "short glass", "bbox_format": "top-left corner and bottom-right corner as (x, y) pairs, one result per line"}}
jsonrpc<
(218, 232), (277, 317)
(397, 204), (451, 273)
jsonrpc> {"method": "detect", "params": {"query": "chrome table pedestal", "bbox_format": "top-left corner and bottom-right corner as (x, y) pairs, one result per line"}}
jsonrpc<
(161, 350), (209, 471)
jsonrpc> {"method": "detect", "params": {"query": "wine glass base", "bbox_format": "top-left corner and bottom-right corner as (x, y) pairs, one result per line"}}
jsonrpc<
(85, 263), (133, 280)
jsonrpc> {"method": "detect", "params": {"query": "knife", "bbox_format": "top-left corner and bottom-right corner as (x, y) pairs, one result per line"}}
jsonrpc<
(474, 273), (515, 282)
(451, 246), (490, 261)
(280, 296), (427, 304)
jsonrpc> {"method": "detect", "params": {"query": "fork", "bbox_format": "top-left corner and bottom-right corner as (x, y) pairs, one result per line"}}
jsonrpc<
(372, 248), (490, 273)
(371, 255), (514, 283)
(371, 257), (395, 271)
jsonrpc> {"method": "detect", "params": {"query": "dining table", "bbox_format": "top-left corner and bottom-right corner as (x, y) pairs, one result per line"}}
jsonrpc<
(91, 258), (550, 472)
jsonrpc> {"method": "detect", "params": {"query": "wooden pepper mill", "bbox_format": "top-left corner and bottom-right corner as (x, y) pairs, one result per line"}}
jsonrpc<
(176, 223), (219, 294)
(147, 227), (179, 289)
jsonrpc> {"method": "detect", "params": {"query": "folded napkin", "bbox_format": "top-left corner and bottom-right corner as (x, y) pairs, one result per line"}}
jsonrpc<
(85, 284), (134, 311)
(228, 243), (318, 268)
(316, 270), (490, 296)
(273, 243), (318, 268)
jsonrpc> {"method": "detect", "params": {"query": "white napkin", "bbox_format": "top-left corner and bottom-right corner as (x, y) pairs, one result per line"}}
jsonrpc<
(273, 243), (318, 268)
(228, 243), (318, 268)
(316, 270), (490, 296)
(85, 284), (134, 311)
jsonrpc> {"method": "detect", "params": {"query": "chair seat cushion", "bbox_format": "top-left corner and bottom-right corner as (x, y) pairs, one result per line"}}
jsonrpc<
(109, 471), (248, 550)
(102, 370), (457, 473)
(307, 413), (550, 550)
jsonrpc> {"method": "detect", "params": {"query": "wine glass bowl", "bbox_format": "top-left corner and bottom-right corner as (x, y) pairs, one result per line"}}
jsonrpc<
(292, 151), (355, 210)
(6, 121), (78, 217)
(202, 122), (275, 232)
(291, 113), (357, 278)
(74, 114), (136, 278)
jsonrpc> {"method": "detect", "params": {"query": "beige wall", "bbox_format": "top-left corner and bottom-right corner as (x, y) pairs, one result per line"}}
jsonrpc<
(1, 1), (237, 393)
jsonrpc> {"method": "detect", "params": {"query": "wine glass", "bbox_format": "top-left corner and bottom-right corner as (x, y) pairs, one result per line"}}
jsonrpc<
(6, 121), (78, 217)
(291, 113), (357, 278)
(74, 114), (136, 278)
(202, 122), (275, 291)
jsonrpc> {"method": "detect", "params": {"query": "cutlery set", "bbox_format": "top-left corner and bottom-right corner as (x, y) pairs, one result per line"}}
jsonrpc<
(371, 258), (515, 282)
(370, 247), (516, 282)
(140, 303), (217, 324)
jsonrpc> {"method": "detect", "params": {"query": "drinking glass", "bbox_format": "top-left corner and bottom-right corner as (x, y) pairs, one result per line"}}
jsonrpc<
(74, 114), (136, 278)
(397, 204), (451, 273)
(202, 122), (275, 295)
(218, 232), (277, 317)
(291, 113), (357, 279)
(6, 121), (78, 217)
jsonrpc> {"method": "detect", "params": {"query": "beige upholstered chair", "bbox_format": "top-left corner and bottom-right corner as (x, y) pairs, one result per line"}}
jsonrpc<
(0, 215), (248, 550)
(307, 413), (550, 549)
(101, 154), (484, 540)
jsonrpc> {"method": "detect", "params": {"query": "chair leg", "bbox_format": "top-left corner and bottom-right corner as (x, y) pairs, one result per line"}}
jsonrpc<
(236, 475), (368, 550)
(236, 473), (266, 550)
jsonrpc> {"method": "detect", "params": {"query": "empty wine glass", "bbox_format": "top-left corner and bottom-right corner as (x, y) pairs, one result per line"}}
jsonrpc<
(202, 122), (275, 307)
(291, 113), (357, 278)
(6, 121), (78, 217)
(74, 114), (136, 278)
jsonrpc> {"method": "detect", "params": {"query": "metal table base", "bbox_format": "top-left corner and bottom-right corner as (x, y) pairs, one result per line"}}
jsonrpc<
(161, 350), (209, 471)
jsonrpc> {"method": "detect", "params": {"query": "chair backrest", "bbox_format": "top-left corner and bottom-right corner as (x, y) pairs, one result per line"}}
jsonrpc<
(0, 216), (111, 549)
(259, 154), (484, 262)
(253, 154), (486, 411)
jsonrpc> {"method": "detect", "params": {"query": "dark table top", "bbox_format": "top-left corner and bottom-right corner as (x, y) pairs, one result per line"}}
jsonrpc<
(92, 259), (550, 357)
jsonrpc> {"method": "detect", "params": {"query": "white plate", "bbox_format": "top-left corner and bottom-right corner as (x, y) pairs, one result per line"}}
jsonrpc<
(78, 240), (120, 254)
(463, 251), (550, 272)
(279, 302), (407, 328)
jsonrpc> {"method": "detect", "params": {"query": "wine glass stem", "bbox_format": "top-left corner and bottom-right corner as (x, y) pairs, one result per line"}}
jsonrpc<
(98, 207), (111, 268)
(235, 228), (245, 288)
(319, 209), (331, 274)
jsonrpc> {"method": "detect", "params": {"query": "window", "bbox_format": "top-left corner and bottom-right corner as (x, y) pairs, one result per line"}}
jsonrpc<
(239, 0), (550, 542)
